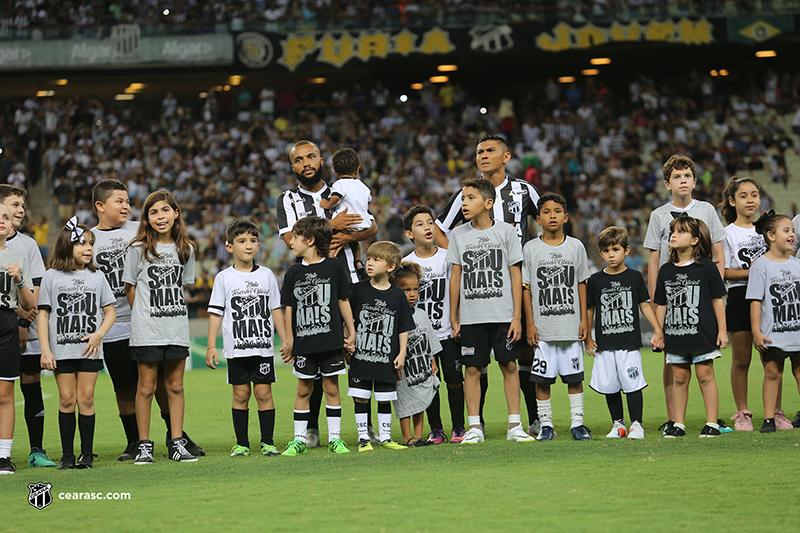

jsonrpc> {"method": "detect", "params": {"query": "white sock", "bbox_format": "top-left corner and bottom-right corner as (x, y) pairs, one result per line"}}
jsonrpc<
(569, 392), (584, 429)
(468, 415), (481, 429)
(326, 405), (342, 441)
(355, 412), (369, 441)
(378, 410), (392, 442)
(0, 438), (11, 458)
(537, 399), (553, 428)
(293, 410), (309, 443)
(508, 414), (521, 427)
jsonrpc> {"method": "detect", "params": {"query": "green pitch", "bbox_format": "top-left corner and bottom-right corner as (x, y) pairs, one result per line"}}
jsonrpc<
(4, 349), (800, 532)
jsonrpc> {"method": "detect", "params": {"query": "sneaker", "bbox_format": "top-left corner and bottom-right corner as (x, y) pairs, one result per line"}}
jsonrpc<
(664, 425), (686, 438)
(628, 421), (645, 440)
(76, 453), (96, 469)
(380, 439), (408, 450)
(761, 418), (777, 433)
(536, 426), (555, 441)
(28, 448), (56, 467)
(182, 432), (205, 456)
(358, 439), (373, 452)
(571, 425), (592, 441)
(281, 439), (308, 456)
(117, 442), (138, 461)
(58, 453), (76, 470)
(134, 440), (155, 465)
(507, 424), (536, 442)
(168, 437), (198, 462)
(699, 424), (722, 438)
(261, 443), (280, 457)
(659, 420), (675, 436)
(413, 438), (430, 447)
(717, 418), (733, 433)
(461, 427), (485, 444)
(731, 410), (754, 432)
(793, 411), (800, 428)
(527, 419), (542, 437)
(775, 409), (794, 430)
(230, 444), (250, 457)
(427, 428), (446, 444)
(605, 421), (627, 439)
(368, 426), (381, 446)
(0, 457), (15, 474)
(306, 428), (320, 449)
(328, 438), (351, 454)
(450, 427), (466, 443)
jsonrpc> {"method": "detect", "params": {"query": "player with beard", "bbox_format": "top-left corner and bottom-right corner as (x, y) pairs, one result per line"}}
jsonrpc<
(277, 140), (378, 448)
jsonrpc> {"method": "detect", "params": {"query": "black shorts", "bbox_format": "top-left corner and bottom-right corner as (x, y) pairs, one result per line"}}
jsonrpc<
(0, 309), (20, 380)
(131, 345), (190, 362)
(55, 358), (104, 373)
(726, 286), (751, 333)
(459, 323), (518, 368)
(763, 347), (800, 363)
(435, 338), (463, 385)
(293, 350), (346, 380)
(227, 356), (277, 385)
(104, 339), (138, 393)
(20, 354), (42, 375)
(347, 376), (397, 401)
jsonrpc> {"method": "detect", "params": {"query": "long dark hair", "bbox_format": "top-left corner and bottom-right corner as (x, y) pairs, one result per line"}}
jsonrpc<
(667, 216), (712, 263)
(129, 191), (195, 264)
(719, 176), (761, 224)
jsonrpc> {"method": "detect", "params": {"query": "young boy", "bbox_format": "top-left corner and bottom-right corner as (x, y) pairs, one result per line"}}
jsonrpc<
(207, 219), (290, 457)
(0, 204), (35, 473)
(281, 216), (355, 455)
(403, 205), (465, 443)
(348, 241), (415, 451)
(447, 178), (534, 444)
(0, 185), (53, 467)
(523, 193), (591, 441)
(643, 155), (726, 434)
(586, 227), (664, 440)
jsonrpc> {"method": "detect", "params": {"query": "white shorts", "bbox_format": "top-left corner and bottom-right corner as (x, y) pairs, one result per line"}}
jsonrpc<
(531, 340), (584, 385)
(589, 349), (647, 394)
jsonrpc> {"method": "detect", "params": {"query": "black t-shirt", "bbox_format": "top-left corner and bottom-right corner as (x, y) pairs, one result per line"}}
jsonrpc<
(281, 257), (352, 356)
(654, 260), (727, 356)
(349, 281), (414, 383)
(586, 268), (650, 352)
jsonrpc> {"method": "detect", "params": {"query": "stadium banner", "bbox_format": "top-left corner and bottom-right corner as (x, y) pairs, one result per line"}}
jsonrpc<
(727, 17), (794, 44)
(0, 33), (232, 70)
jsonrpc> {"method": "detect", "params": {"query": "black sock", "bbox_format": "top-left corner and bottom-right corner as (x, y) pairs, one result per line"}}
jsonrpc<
(366, 400), (373, 429)
(479, 373), (488, 426)
(307, 378), (323, 430)
(606, 392), (624, 422)
(626, 390), (643, 423)
(58, 410), (76, 455)
(447, 384), (465, 429)
(426, 390), (443, 432)
(518, 371), (538, 425)
(21, 381), (45, 449)
(78, 414), (95, 455)
(120, 413), (138, 445)
(258, 409), (275, 446)
(232, 408), (249, 448)
(161, 411), (172, 437)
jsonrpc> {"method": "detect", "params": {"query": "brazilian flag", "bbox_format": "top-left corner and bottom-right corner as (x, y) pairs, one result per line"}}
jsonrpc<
(728, 17), (793, 44)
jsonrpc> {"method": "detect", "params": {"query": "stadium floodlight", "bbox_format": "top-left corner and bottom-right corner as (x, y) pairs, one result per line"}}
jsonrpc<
(114, 94), (135, 101)
(128, 83), (145, 90)
(309, 78), (327, 84)
(582, 69), (599, 76)
(590, 58), (611, 65)
(480, 107), (487, 115)
(719, 69), (729, 76)
(55, 79), (68, 86)
(163, 9), (169, 15)
(199, 92), (208, 98)
(399, 94), (408, 103)
(410, 83), (423, 90)
(0, 148), (3, 155)
(755, 50), (777, 58)
(437, 65), (458, 72)
(558, 76), (576, 83)
(429, 76), (449, 83)
(710, 70), (718, 77)
(229, 75), (242, 86)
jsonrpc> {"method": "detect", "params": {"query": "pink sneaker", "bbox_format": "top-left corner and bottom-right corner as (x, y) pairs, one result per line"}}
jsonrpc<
(450, 427), (465, 443)
(775, 409), (794, 430)
(427, 428), (446, 445)
(730, 410), (753, 431)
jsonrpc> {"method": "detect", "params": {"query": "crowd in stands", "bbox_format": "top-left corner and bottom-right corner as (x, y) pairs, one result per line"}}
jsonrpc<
(1, 67), (799, 314)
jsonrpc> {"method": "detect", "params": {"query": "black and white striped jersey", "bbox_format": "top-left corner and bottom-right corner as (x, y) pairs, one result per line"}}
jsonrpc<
(436, 176), (540, 246)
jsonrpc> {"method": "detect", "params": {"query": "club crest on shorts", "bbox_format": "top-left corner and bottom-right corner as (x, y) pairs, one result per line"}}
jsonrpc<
(571, 357), (580, 371)
(28, 482), (53, 510)
(627, 366), (639, 379)
(461, 346), (475, 356)
(295, 356), (306, 369)
(259, 362), (271, 375)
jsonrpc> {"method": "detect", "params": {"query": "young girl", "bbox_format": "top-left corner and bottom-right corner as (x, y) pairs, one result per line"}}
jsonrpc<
(122, 191), (197, 464)
(654, 215), (728, 438)
(746, 212), (800, 433)
(39, 217), (116, 469)
(391, 262), (441, 447)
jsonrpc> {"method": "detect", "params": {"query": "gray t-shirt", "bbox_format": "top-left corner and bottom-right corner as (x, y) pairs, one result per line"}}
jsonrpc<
(0, 248), (31, 309)
(7, 231), (46, 346)
(122, 242), (196, 348)
(522, 236), (589, 342)
(745, 255), (800, 352)
(393, 307), (442, 419)
(92, 222), (138, 342)
(39, 269), (115, 360)
(793, 214), (800, 253)
(446, 220), (523, 325)
(643, 200), (726, 268)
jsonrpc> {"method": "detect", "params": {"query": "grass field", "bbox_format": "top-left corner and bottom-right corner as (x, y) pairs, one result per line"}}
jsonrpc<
(3, 348), (800, 532)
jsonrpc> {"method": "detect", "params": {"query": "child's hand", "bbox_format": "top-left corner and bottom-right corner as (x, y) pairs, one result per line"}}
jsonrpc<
(206, 347), (218, 369)
(450, 318), (460, 340)
(586, 337), (597, 357)
(526, 322), (539, 347)
(578, 319), (588, 342)
(7, 263), (21, 283)
(753, 331), (772, 353)
(279, 341), (293, 364)
(650, 329), (664, 350)
(507, 318), (522, 344)
(431, 356), (439, 377)
(40, 351), (56, 371)
(716, 331), (729, 350)
(394, 352), (406, 379)
(81, 332), (103, 359)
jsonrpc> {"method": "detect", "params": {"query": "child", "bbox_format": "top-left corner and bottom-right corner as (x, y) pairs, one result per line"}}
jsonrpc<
(643, 155), (726, 434)
(747, 212), (800, 433)
(402, 205), (465, 443)
(281, 216), (355, 456)
(447, 178), (533, 444)
(348, 241), (414, 451)
(392, 261), (441, 447)
(654, 215), (728, 438)
(0, 185), (53, 467)
(122, 191), (197, 464)
(586, 226), (663, 440)
(39, 218), (116, 469)
(523, 193), (591, 441)
(0, 204), (34, 474)
(206, 219), (291, 457)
